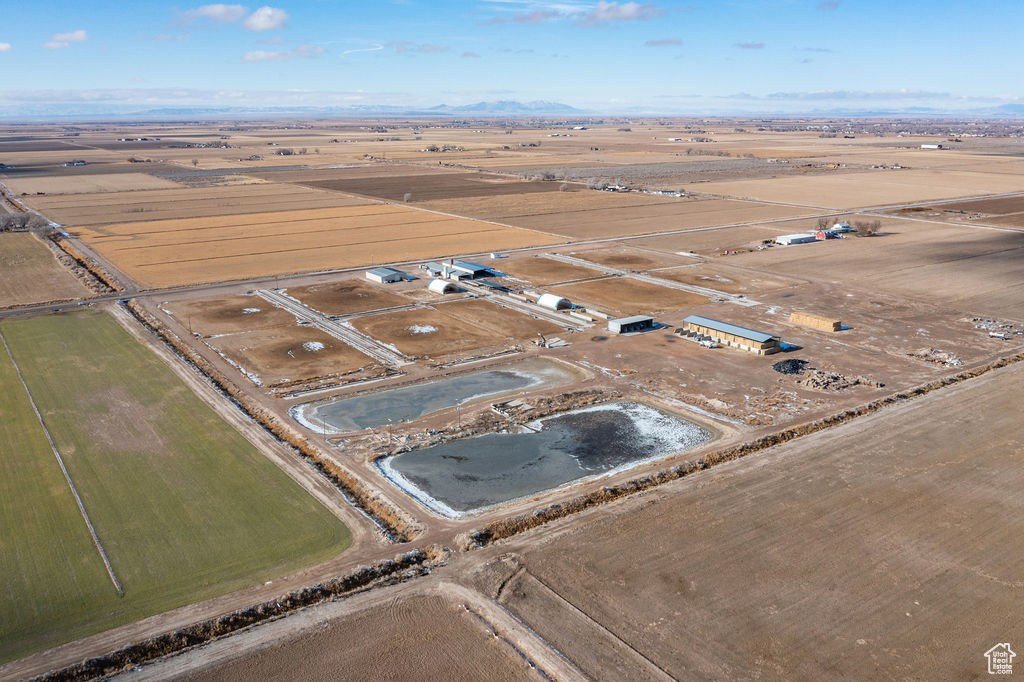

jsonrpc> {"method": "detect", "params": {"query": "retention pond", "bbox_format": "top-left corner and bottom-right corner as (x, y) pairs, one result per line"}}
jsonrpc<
(378, 401), (715, 517)
(292, 357), (576, 433)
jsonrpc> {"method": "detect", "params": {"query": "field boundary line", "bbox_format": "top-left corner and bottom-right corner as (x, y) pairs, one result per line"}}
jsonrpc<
(0, 329), (123, 595)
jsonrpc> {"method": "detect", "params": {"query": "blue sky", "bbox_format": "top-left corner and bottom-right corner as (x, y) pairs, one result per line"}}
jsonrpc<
(1, 1), (1021, 112)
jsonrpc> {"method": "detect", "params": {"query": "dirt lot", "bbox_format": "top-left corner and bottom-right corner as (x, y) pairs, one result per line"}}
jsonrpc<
(498, 361), (1024, 679)
(207, 326), (382, 387)
(654, 262), (805, 294)
(301, 171), (563, 202)
(496, 255), (604, 285)
(0, 233), (90, 307)
(569, 244), (691, 271)
(350, 306), (509, 359)
(25, 183), (367, 227)
(73, 204), (561, 288)
(635, 223), (791, 255)
(3, 172), (180, 195)
(285, 279), (410, 316)
(178, 595), (538, 682)
(162, 295), (296, 335)
(552, 277), (706, 316)
(435, 298), (566, 339)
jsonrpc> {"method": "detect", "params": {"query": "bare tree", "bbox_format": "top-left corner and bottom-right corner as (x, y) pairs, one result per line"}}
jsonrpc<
(191, 159), (199, 167)
(559, 183), (569, 192)
(403, 192), (413, 202)
(817, 217), (831, 229)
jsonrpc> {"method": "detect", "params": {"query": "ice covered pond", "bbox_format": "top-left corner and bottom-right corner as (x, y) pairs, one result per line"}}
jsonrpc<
(378, 401), (715, 517)
(292, 357), (576, 433)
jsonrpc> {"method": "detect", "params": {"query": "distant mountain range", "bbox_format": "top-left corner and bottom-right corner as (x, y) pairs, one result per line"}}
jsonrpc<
(0, 98), (1021, 121)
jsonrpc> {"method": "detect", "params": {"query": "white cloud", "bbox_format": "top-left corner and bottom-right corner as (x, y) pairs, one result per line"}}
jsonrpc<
(242, 6), (289, 31)
(342, 43), (383, 55)
(184, 4), (248, 23)
(155, 33), (192, 42)
(579, 2), (664, 24)
(243, 44), (324, 62)
(42, 30), (88, 49)
(0, 42), (11, 53)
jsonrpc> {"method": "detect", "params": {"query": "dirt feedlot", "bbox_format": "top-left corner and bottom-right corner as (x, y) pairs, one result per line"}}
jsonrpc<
(350, 306), (510, 359)
(552, 277), (706, 316)
(0, 310), (350, 663)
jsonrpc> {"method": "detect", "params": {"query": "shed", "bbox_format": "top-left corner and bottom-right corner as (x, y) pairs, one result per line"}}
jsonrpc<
(683, 315), (780, 355)
(775, 233), (816, 245)
(420, 262), (444, 277)
(428, 278), (460, 294)
(537, 293), (571, 311)
(451, 260), (492, 278)
(366, 267), (406, 284)
(608, 315), (655, 334)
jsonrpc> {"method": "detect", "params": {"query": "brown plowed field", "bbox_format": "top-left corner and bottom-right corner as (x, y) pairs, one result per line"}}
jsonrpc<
(505, 361), (1024, 679)
(552, 277), (706, 316)
(418, 189), (682, 220)
(496, 255), (603, 284)
(301, 172), (563, 202)
(285, 279), (410, 316)
(435, 298), (566, 338)
(0, 233), (90, 307)
(635, 224), (789, 254)
(73, 205), (561, 288)
(654, 263), (805, 294)
(931, 195), (1024, 214)
(180, 595), (538, 682)
(350, 306), (508, 358)
(25, 183), (367, 227)
(573, 245), (691, 270)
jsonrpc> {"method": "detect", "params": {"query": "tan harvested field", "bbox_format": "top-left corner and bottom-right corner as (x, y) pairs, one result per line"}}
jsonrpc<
(0, 232), (90, 307)
(636, 223), (789, 254)
(417, 188), (680, 219)
(496, 255), (603, 284)
(286, 279), (411, 316)
(3, 172), (180, 195)
(300, 171), (560, 202)
(435, 298), (566, 338)
(74, 204), (561, 287)
(500, 361), (1024, 679)
(24, 183), (367, 227)
(553, 277), (706, 316)
(511, 197), (813, 239)
(179, 595), (538, 682)
(350, 306), (508, 358)
(698, 169), (1024, 209)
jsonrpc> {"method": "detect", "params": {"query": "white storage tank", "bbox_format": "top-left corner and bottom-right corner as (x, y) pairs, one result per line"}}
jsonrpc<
(536, 293), (571, 310)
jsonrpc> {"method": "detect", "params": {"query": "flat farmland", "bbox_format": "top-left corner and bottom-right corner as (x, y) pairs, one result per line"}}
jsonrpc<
(435, 298), (566, 338)
(697, 169), (1024, 209)
(0, 232), (90, 307)
(2, 172), (180, 195)
(286, 279), (410, 316)
(179, 595), (539, 682)
(496, 197), (814, 239)
(0, 310), (350, 663)
(572, 244), (691, 270)
(300, 171), (562, 202)
(74, 204), (562, 288)
(497, 255), (604, 285)
(417, 186), (671, 220)
(504, 361), (1024, 679)
(163, 295), (297, 335)
(25, 183), (367, 227)
(635, 223), (789, 254)
(350, 306), (508, 358)
(552, 277), (706, 316)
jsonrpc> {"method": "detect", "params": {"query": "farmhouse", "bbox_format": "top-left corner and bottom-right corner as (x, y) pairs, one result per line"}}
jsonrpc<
(775, 233), (816, 245)
(609, 315), (655, 334)
(683, 315), (781, 355)
(366, 267), (406, 284)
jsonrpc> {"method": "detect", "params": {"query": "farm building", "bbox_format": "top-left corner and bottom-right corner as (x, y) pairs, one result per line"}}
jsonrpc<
(775, 233), (816, 245)
(920, 143), (944, 150)
(790, 311), (842, 332)
(428, 278), (460, 294)
(451, 260), (493, 279)
(683, 315), (781, 355)
(537, 293), (571, 311)
(609, 315), (655, 334)
(366, 267), (406, 284)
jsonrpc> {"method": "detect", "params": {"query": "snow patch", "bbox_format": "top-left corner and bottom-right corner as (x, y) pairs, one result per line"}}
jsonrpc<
(242, 307), (261, 314)
(303, 341), (325, 352)
(407, 325), (437, 335)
